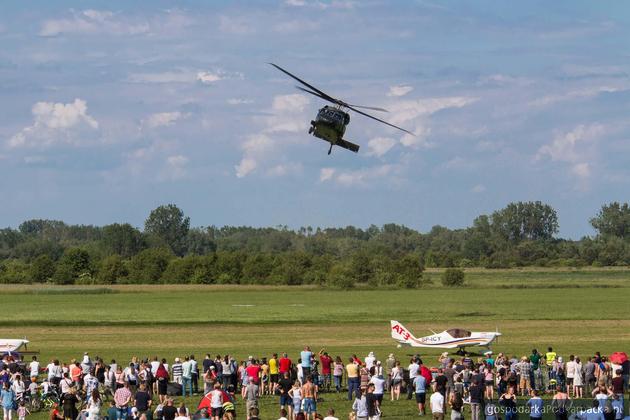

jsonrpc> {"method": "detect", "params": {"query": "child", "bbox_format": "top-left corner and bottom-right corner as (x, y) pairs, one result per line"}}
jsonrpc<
(28, 378), (38, 406)
(18, 401), (30, 420)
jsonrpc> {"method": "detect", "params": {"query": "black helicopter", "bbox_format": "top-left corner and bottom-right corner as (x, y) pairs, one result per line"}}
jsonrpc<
(270, 63), (413, 155)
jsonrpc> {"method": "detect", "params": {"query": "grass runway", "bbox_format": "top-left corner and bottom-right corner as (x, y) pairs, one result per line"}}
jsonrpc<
(6, 268), (630, 419)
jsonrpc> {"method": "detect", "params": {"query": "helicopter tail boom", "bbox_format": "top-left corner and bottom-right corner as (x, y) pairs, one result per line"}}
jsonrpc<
(336, 138), (360, 153)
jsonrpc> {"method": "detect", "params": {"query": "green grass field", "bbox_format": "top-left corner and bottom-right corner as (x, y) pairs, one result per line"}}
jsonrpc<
(6, 268), (630, 419)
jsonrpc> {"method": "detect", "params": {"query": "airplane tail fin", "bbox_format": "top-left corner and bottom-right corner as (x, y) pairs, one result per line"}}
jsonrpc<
(390, 320), (417, 345)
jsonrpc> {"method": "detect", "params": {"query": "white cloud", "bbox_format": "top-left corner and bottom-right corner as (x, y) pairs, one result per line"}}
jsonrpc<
(285, 0), (356, 9)
(367, 137), (397, 157)
(274, 20), (320, 33)
(571, 162), (591, 179)
(387, 85), (414, 97)
(529, 86), (624, 108)
(536, 124), (604, 164)
(197, 71), (223, 84)
(143, 112), (186, 129)
(128, 71), (196, 84)
(164, 154), (189, 180)
(235, 134), (275, 178)
(218, 15), (254, 35)
(128, 68), (238, 85)
(266, 163), (303, 177)
(471, 184), (486, 193)
(388, 96), (477, 126)
(227, 98), (253, 105)
(319, 167), (336, 182)
(40, 9), (150, 37)
(320, 165), (393, 187)
(235, 158), (257, 178)
(536, 124), (606, 186)
(400, 125), (432, 149)
(8, 99), (99, 148)
(264, 94), (310, 133)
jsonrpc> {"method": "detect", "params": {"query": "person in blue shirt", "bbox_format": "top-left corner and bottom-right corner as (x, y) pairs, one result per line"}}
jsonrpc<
(413, 374), (427, 415)
(527, 390), (544, 420)
(300, 347), (313, 379)
(578, 400), (605, 420)
(1, 382), (15, 420)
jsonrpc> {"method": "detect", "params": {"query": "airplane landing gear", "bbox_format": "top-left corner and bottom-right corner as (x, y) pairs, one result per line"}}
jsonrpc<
(328, 143), (333, 155)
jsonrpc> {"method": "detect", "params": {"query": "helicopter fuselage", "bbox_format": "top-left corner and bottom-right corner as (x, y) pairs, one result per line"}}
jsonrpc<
(309, 106), (359, 154)
(311, 106), (349, 142)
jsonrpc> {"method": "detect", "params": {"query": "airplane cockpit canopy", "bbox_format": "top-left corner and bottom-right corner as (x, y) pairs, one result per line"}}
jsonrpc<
(446, 328), (472, 338)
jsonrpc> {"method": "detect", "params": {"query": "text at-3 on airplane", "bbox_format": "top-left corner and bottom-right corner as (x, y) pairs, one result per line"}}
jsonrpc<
(390, 320), (501, 355)
(269, 63), (414, 155)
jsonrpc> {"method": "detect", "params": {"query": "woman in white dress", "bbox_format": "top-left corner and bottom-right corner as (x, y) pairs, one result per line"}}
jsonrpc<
(86, 390), (101, 420)
(572, 357), (584, 398)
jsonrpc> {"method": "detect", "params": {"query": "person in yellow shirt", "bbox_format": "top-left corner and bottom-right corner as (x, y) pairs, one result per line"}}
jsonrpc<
(346, 357), (360, 401)
(269, 353), (279, 392)
(545, 347), (557, 382)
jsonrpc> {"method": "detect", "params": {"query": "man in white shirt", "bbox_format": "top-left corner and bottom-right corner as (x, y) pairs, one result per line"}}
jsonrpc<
(323, 408), (339, 420)
(566, 355), (576, 393)
(29, 356), (40, 379)
(430, 391), (445, 420)
(365, 352), (376, 371)
(407, 358), (420, 400)
(181, 356), (192, 397)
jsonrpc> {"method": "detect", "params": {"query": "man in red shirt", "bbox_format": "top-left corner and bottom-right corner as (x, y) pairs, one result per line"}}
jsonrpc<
(245, 360), (261, 386)
(318, 349), (333, 392)
(278, 353), (292, 376)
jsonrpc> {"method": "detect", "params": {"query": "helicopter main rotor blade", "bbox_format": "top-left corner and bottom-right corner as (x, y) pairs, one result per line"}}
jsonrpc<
(269, 63), (338, 103)
(346, 105), (415, 135)
(271, 62), (414, 135)
(345, 104), (389, 113)
(295, 86), (336, 103)
(297, 86), (389, 113)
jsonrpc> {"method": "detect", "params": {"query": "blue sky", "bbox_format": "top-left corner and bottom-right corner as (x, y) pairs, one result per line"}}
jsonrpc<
(1, 1), (630, 238)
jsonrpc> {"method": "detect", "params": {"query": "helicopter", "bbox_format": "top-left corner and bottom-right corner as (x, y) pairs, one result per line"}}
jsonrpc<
(269, 63), (413, 155)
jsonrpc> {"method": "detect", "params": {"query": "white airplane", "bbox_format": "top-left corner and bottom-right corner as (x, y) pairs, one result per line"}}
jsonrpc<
(0, 339), (29, 354)
(391, 320), (501, 354)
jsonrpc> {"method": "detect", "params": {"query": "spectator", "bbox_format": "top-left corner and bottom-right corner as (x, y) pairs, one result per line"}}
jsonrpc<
(1, 382), (15, 420)
(430, 385), (445, 420)
(114, 382), (132, 420)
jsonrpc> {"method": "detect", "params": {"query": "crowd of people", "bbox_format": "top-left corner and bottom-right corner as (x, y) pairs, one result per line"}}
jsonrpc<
(0, 346), (628, 420)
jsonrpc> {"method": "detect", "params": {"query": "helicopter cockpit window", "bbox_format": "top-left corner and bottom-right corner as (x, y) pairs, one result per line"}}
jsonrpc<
(446, 328), (471, 338)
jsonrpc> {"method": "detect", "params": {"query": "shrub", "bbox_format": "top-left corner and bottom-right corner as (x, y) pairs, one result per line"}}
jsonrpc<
(326, 263), (355, 289)
(97, 255), (127, 284)
(442, 268), (465, 287)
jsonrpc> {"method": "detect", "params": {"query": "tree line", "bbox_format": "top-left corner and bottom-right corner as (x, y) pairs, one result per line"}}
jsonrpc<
(1, 201), (629, 287)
